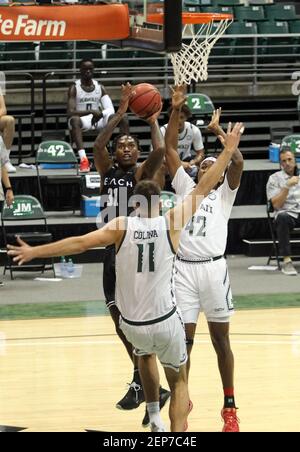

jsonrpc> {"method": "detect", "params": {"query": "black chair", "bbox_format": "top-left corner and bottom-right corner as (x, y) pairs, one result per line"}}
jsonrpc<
(1, 195), (55, 280)
(35, 140), (80, 213)
(266, 201), (300, 268)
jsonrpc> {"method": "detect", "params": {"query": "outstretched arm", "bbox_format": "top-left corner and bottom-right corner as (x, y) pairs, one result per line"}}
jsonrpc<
(7, 217), (125, 265)
(165, 85), (187, 179)
(135, 102), (165, 181)
(207, 108), (244, 190)
(93, 83), (132, 176)
(167, 122), (244, 250)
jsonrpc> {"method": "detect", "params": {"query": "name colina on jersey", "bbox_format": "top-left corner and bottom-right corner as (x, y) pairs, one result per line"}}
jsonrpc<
(134, 230), (159, 240)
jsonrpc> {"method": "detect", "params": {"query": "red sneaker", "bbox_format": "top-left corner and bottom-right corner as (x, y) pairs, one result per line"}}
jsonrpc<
(221, 408), (240, 432)
(183, 400), (193, 432)
(79, 157), (90, 173)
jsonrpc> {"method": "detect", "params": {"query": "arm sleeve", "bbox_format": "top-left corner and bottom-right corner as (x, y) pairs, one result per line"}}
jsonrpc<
(191, 124), (204, 151)
(266, 173), (281, 201)
(220, 175), (238, 218)
(171, 166), (196, 199)
(101, 94), (115, 118)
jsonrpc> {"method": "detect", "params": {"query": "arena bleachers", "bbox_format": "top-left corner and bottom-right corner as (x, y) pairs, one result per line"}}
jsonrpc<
(1, 0), (300, 261)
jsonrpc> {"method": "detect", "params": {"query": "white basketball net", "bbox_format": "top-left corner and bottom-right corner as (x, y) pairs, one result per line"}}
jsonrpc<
(170, 19), (232, 85)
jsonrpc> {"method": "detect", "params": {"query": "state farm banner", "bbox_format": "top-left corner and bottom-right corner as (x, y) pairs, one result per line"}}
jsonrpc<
(0, 4), (130, 41)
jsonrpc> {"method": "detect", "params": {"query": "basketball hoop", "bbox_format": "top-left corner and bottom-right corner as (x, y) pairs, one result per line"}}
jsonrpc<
(147, 13), (233, 85)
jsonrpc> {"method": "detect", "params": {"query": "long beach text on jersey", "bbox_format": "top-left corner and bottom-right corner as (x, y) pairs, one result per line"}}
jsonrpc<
(103, 176), (134, 188)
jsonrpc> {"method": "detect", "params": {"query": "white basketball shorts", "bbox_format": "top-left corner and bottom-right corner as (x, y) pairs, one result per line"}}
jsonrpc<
(119, 308), (187, 372)
(175, 257), (234, 324)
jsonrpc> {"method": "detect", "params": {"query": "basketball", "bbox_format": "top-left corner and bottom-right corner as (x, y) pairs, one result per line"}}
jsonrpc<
(129, 83), (162, 119)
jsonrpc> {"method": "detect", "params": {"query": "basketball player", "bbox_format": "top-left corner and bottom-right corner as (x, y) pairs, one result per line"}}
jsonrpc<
(93, 82), (170, 424)
(8, 115), (243, 431)
(160, 103), (204, 178)
(165, 88), (243, 432)
(0, 91), (16, 173)
(68, 59), (121, 173)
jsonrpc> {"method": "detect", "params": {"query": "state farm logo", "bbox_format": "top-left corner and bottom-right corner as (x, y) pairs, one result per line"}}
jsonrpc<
(0, 14), (66, 37)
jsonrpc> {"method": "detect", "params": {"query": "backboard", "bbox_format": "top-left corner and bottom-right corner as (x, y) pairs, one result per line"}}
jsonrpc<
(119, 0), (182, 52)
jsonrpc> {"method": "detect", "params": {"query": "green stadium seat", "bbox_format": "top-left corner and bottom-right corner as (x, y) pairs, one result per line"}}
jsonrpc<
(289, 20), (300, 54)
(235, 5), (265, 22)
(75, 41), (103, 61)
(199, 0), (212, 6)
(226, 21), (257, 64)
(281, 135), (300, 156)
(248, 0), (269, 4)
(184, 0), (200, 6)
(200, 5), (234, 14)
(257, 21), (291, 60)
(3, 42), (37, 71)
(183, 1), (200, 13)
(212, 0), (241, 5)
(38, 41), (74, 70)
(264, 4), (297, 22)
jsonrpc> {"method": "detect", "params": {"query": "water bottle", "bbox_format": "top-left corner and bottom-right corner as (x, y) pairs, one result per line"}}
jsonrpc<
(60, 256), (67, 276)
(66, 258), (75, 277)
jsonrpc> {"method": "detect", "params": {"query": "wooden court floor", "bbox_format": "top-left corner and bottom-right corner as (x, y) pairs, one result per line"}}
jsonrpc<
(0, 308), (299, 432)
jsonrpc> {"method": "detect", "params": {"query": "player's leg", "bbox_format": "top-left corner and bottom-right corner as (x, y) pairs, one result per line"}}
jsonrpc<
(208, 320), (239, 432)
(174, 259), (200, 380)
(202, 259), (239, 431)
(157, 311), (190, 432)
(103, 245), (144, 410)
(184, 322), (197, 379)
(69, 115), (90, 172)
(138, 354), (165, 432)
(0, 116), (16, 172)
(164, 364), (189, 432)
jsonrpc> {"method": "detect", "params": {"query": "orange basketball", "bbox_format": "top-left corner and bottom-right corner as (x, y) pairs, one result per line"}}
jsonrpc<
(129, 83), (162, 119)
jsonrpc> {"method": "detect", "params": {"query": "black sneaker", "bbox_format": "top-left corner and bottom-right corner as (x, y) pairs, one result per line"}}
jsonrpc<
(116, 381), (145, 410)
(142, 387), (171, 428)
(0, 281), (3, 287)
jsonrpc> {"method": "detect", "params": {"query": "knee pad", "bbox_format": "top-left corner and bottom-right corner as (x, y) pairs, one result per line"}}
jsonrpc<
(186, 338), (194, 347)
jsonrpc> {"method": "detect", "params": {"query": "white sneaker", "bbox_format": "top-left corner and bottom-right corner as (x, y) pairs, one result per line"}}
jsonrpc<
(5, 161), (17, 173)
(150, 422), (166, 432)
(281, 261), (298, 276)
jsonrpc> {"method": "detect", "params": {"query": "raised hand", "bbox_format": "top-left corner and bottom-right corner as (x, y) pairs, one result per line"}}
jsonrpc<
(7, 236), (34, 266)
(207, 107), (222, 133)
(144, 101), (163, 125)
(218, 122), (244, 154)
(171, 85), (187, 111)
(118, 82), (133, 116)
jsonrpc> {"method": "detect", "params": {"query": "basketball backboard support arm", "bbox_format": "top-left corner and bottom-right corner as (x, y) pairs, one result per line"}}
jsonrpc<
(118, 0), (182, 53)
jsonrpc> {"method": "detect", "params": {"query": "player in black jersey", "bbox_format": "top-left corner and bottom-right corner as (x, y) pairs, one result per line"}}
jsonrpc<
(93, 83), (170, 424)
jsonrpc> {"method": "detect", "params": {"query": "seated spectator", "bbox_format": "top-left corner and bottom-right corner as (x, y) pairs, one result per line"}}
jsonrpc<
(160, 103), (205, 178)
(67, 58), (116, 173)
(0, 143), (14, 287)
(0, 90), (16, 173)
(267, 148), (300, 275)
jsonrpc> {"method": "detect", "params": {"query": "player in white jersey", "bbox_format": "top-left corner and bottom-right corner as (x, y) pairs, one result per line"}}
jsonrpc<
(68, 59), (118, 173)
(165, 92), (244, 432)
(160, 103), (204, 178)
(8, 87), (243, 431)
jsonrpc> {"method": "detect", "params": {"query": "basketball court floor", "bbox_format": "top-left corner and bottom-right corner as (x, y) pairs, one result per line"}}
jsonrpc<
(0, 306), (299, 432)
